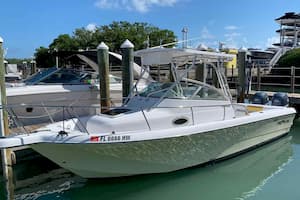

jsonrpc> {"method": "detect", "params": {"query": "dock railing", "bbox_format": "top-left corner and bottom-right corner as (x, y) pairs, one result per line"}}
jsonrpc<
(226, 66), (300, 94)
(252, 66), (300, 93)
(2, 100), (244, 135)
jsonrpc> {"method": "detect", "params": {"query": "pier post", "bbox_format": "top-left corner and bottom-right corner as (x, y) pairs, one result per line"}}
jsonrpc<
(212, 66), (219, 88)
(195, 63), (207, 83)
(121, 39), (134, 101)
(97, 42), (110, 113)
(0, 36), (14, 199)
(237, 50), (247, 103)
(22, 61), (28, 79)
(30, 60), (36, 75)
(291, 66), (295, 93)
(257, 65), (261, 91)
(169, 65), (175, 82)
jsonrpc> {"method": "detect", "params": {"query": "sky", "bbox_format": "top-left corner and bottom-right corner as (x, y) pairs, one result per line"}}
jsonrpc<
(0, 0), (300, 58)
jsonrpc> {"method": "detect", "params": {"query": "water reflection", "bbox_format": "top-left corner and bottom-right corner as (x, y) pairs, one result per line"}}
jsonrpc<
(10, 134), (293, 200)
(291, 119), (300, 144)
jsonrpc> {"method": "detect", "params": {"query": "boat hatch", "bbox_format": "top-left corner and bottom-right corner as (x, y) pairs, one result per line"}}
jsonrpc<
(103, 108), (131, 116)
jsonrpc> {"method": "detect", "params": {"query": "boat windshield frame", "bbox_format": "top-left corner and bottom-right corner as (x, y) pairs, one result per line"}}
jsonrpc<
(131, 48), (233, 105)
(138, 79), (226, 101)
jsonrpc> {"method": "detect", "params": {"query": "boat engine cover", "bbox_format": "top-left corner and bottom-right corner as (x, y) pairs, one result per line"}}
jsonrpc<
(251, 92), (269, 105)
(271, 92), (289, 106)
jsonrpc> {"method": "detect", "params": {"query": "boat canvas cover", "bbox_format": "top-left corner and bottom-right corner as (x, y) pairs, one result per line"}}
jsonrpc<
(135, 48), (234, 66)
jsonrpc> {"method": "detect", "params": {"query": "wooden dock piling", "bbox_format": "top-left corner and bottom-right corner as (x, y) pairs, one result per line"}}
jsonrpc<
(121, 40), (134, 101)
(30, 60), (36, 75)
(97, 42), (111, 113)
(195, 64), (206, 82)
(237, 50), (247, 103)
(0, 36), (14, 200)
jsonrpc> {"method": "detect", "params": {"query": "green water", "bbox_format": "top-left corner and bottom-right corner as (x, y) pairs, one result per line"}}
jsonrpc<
(2, 120), (300, 200)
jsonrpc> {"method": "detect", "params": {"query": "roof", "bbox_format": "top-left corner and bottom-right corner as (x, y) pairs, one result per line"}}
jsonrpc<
(275, 12), (300, 25)
(135, 47), (234, 66)
(276, 12), (300, 20)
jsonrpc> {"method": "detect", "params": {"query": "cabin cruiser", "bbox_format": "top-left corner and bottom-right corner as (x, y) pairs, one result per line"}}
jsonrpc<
(0, 48), (295, 178)
(6, 65), (151, 126)
(5, 67), (124, 126)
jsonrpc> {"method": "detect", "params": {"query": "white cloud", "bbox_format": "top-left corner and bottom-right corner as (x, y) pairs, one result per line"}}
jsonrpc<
(223, 32), (243, 48)
(224, 32), (241, 38)
(201, 26), (214, 39)
(94, 0), (180, 13)
(224, 25), (238, 31)
(94, 0), (119, 9)
(266, 36), (280, 47)
(86, 23), (97, 32)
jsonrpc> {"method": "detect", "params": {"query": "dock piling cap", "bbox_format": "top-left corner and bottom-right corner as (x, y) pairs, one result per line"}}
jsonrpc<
(97, 42), (109, 50)
(121, 39), (134, 49)
(238, 47), (248, 52)
(0, 36), (3, 43)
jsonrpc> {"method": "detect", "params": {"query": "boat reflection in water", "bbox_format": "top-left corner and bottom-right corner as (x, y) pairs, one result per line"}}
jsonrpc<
(12, 135), (292, 200)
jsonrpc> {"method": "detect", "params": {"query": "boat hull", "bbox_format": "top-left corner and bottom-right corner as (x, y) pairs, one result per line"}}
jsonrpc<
(32, 114), (295, 178)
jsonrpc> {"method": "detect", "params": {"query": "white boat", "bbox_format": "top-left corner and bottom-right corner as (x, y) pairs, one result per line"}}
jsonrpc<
(0, 47), (296, 178)
(6, 66), (148, 126)
(5, 67), (123, 126)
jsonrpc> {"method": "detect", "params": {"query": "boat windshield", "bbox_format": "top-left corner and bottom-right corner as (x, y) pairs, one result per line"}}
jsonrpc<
(23, 67), (92, 85)
(24, 67), (58, 85)
(139, 81), (225, 100)
(24, 67), (121, 85)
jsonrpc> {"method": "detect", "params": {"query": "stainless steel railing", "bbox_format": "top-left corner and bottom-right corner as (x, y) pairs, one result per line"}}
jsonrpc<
(1, 101), (236, 135)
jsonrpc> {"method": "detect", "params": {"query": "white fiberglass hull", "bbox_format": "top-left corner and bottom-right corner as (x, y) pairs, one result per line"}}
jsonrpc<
(6, 84), (122, 125)
(31, 113), (295, 178)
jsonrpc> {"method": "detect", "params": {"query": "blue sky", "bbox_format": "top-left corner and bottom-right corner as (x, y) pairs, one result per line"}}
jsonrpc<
(0, 0), (300, 58)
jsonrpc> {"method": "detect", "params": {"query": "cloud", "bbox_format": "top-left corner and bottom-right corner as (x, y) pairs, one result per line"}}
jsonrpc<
(94, 0), (180, 13)
(266, 36), (280, 47)
(224, 25), (238, 31)
(224, 32), (241, 38)
(224, 32), (242, 48)
(86, 23), (97, 32)
(94, 0), (117, 9)
(200, 26), (214, 40)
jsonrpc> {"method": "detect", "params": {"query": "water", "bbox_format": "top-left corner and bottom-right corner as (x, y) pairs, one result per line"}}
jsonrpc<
(1, 120), (300, 200)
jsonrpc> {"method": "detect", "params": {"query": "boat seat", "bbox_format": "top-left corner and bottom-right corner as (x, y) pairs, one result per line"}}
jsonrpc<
(247, 105), (264, 113)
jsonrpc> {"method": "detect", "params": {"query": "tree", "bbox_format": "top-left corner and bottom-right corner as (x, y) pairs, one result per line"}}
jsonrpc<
(278, 48), (300, 68)
(49, 34), (78, 51)
(98, 21), (177, 51)
(34, 21), (177, 67)
(34, 46), (54, 68)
